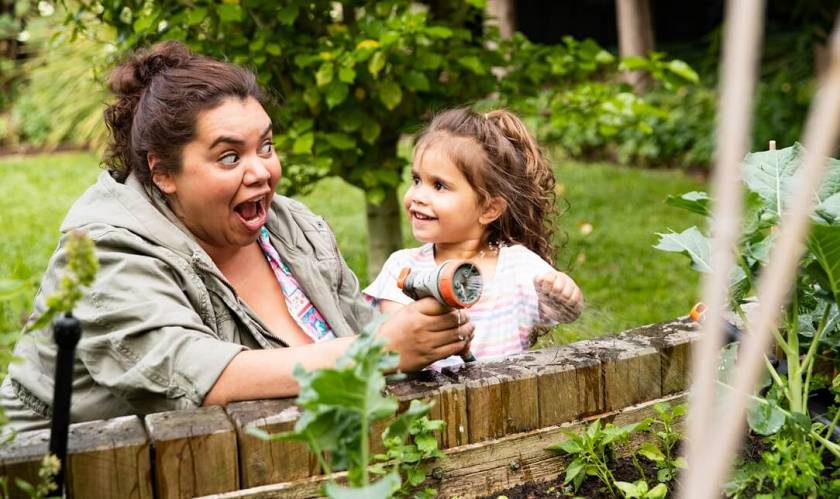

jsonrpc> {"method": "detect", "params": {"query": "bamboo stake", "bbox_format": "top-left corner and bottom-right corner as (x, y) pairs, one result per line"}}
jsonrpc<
(680, 1), (765, 497)
(687, 18), (840, 499)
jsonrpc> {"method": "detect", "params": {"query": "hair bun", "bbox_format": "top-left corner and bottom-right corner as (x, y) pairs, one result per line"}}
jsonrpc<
(108, 40), (191, 96)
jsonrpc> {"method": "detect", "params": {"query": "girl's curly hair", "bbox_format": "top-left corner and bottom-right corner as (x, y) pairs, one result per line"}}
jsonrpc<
(414, 107), (559, 265)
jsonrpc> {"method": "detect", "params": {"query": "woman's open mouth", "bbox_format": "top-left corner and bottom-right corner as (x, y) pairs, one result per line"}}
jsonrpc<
(234, 196), (268, 232)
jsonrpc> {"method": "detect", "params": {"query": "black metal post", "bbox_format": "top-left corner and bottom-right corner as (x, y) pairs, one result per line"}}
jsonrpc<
(48, 312), (81, 496)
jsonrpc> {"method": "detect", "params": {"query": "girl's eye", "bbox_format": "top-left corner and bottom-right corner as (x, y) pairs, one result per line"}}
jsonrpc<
(219, 152), (239, 165)
(259, 140), (274, 155)
(411, 175), (420, 185)
(434, 181), (446, 191)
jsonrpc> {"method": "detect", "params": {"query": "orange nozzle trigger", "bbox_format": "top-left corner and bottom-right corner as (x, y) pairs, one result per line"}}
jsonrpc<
(689, 302), (707, 322)
(397, 267), (411, 290)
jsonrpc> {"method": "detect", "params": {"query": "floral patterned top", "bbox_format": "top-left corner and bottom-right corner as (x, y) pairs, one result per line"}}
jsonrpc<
(257, 227), (335, 342)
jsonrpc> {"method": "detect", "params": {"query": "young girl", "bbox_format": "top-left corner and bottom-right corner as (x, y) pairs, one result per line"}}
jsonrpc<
(364, 108), (583, 361)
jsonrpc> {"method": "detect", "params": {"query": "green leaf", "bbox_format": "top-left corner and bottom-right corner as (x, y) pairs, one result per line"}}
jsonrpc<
(426, 26), (453, 39)
(186, 8), (208, 26)
(665, 191), (710, 216)
(742, 143), (803, 216)
(403, 71), (430, 92)
(457, 56), (486, 75)
(416, 51), (443, 70)
(368, 51), (386, 76)
(265, 43), (282, 56)
(619, 55), (648, 71)
(316, 63), (334, 87)
(648, 483), (669, 499)
(653, 226), (711, 273)
(547, 436), (582, 454)
(324, 470), (400, 499)
(807, 223), (840, 305)
(407, 466), (425, 486)
(379, 80), (402, 110)
(638, 442), (664, 462)
(336, 109), (365, 132)
(216, 3), (242, 23)
(277, 5), (299, 25)
(293, 133), (315, 154)
(338, 66), (356, 84)
(324, 133), (356, 150)
(416, 433), (437, 453)
(133, 14), (155, 33)
(747, 399), (785, 435)
(615, 481), (641, 498)
(325, 82), (349, 109)
(667, 59), (699, 83)
(564, 458), (585, 485)
(360, 121), (381, 144)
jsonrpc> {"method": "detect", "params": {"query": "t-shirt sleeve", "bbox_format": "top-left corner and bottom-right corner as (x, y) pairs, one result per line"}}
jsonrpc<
(363, 250), (414, 306)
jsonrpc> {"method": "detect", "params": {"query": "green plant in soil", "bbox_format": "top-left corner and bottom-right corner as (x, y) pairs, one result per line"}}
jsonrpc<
(636, 403), (687, 484)
(248, 323), (444, 499)
(655, 143), (840, 493)
(614, 479), (667, 499)
(547, 418), (648, 496)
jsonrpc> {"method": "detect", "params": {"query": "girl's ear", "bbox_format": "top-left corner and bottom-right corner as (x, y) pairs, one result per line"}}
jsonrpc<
(148, 153), (176, 194)
(479, 196), (507, 225)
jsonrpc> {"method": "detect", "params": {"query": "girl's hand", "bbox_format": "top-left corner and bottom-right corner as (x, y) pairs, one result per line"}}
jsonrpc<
(377, 297), (475, 371)
(534, 271), (583, 323)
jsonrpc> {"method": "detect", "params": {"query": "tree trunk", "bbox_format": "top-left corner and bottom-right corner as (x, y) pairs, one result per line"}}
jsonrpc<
(487, 0), (516, 39)
(365, 185), (403, 282)
(616, 0), (655, 93)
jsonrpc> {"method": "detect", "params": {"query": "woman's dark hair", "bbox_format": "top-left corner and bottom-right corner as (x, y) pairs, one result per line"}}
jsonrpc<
(103, 41), (264, 184)
(414, 108), (559, 265)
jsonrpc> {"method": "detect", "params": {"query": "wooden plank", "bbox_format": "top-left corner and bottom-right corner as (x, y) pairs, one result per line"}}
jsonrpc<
(226, 399), (320, 488)
(574, 335), (662, 411)
(197, 393), (688, 499)
(618, 317), (699, 395)
(0, 428), (50, 499)
(65, 415), (152, 499)
(507, 347), (605, 427)
(387, 370), (468, 449)
(443, 362), (538, 443)
(145, 406), (239, 499)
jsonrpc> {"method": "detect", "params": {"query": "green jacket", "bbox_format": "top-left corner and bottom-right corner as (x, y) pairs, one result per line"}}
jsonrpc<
(2, 171), (373, 431)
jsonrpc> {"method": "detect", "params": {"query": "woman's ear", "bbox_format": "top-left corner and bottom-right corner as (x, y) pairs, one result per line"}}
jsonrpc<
(148, 154), (176, 194)
(479, 196), (507, 225)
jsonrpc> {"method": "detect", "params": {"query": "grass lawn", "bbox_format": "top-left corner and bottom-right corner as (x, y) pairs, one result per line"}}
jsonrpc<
(0, 151), (705, 344)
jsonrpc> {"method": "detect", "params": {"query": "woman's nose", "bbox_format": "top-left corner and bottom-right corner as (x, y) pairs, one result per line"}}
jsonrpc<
(243, 157), (272, 185)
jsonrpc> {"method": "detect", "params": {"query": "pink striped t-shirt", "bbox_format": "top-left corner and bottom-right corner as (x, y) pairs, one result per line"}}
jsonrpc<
(364, 243), (557, 361)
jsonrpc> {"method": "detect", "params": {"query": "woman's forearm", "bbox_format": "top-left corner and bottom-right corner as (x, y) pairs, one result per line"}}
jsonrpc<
(202, 336), (355, 406)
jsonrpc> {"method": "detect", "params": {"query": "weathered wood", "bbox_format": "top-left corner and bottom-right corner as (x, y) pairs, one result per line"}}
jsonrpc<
(226, 400), (319, 488)
(0, 428), (50, 499)
(197, 393), (688, 499)
(145, 406), (239, 499)
(575, 335), (662, 411)
(619, 317), (698, 395)
(388, 370), (469, 449)
(65, 415), (152, 499)
(508, 347), (604, 428)
(443, 362), (538, 443)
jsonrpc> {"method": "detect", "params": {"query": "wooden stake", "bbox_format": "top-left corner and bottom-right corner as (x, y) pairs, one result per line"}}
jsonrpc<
(681, 0), (765, 497)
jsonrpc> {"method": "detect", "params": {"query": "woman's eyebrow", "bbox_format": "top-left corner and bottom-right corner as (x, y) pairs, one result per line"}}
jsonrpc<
(210, 124), (273, 149)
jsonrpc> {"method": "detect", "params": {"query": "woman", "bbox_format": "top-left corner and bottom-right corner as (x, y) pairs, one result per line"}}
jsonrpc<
(1, 41), (474, 431)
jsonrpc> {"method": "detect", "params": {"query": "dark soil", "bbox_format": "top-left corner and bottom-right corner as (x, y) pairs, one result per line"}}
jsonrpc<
(482, 437), (766, 499)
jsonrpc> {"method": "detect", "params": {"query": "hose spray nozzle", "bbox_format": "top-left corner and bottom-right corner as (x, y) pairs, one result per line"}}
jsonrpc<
(397, 260), (482, 362)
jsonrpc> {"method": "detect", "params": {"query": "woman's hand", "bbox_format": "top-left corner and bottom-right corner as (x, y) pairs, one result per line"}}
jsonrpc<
(377, 297), (475, 372)
(534, 271), (584, 323)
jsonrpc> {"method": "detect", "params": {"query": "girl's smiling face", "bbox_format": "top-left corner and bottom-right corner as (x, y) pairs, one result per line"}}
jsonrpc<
(152, 96), (280, 255)
(404, 140), (492, 245)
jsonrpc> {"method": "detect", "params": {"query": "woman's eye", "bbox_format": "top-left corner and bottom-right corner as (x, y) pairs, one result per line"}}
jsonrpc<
(219, 152), (239, 165)
(259, 141), (274, 155)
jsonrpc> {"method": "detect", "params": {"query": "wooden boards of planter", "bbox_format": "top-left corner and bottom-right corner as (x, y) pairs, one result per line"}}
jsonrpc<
(0, 415), (152, 499)
(196, 393), (688, 499)
(145, 406), (238, 499)
(225, 399), (318, 488)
